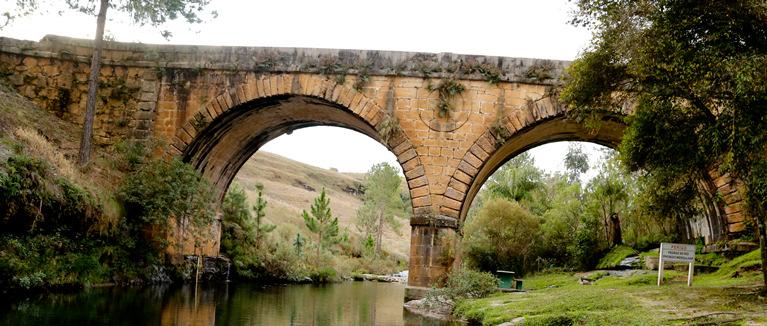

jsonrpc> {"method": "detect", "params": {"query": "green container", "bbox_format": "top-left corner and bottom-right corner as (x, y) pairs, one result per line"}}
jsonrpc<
(495, 270), (515, 289)
(515, 279), (523, 290)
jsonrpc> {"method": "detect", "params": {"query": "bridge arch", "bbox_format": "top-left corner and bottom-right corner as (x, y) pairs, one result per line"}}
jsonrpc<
(454, 117), (626, 223)
(170, 74), (430, 207)
(445, 95), (731, 252)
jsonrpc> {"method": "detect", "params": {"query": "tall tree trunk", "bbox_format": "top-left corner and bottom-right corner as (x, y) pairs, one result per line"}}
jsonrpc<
(610, 213), (622, 246)
(78, 0), (109, 167)
(758, 217), (767, 287)
(375, 210), (384, 258)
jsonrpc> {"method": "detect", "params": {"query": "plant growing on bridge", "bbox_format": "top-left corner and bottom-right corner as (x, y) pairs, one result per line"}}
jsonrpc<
(427, 78), (465, 118)
(562, 0), (767, 285)
(467, 63), (502, 85)
(376, 113), (401, 144)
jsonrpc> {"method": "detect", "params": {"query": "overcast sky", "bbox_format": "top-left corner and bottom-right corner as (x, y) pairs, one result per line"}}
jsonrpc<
(1, 0), (608, 176)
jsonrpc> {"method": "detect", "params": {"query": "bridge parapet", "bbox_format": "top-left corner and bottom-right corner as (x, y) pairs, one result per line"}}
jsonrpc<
(0, 35), (568, 84)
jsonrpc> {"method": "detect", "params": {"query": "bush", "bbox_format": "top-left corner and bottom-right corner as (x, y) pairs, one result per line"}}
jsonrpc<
(310, 267), (338, 283)
(463, 198), (540, 274)
(427, 267), (499, 302)
(117, 157), (215, 252)
(0, 154), (102, 234)
(0, 233), (128, 289)
(569, 215), (603, 270)
(220, 186), (308, 282)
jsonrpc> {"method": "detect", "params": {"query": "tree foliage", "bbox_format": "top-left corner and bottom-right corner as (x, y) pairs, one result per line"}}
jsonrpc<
(564, 143), (590, 183)
(220, 184), (305, 281)
(484, 152), (544, 212)
(302, 188), (341, 265)
(463, 197), (540, 274)
(355, 162), (407, 258)
(587, 151), (629, 247)
(563, 0), (767, 284)
(117, 156), (214, 253)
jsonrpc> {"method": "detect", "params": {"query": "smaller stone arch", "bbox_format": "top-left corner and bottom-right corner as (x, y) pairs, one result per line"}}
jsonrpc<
(442, 95), (627, 223)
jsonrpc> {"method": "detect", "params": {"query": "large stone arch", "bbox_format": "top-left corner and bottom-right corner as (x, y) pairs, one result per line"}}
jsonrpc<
(169, 74), (431, 209)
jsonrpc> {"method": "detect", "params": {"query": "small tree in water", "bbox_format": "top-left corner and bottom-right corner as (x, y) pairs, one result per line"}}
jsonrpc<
(302, 188), (340, 266)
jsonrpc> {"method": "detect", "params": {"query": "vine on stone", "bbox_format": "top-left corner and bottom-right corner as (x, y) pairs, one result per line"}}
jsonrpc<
(427, 78), (465, 119)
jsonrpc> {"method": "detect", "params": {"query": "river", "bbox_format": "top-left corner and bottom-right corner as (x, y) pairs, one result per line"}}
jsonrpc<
(0, 281), (458, 325)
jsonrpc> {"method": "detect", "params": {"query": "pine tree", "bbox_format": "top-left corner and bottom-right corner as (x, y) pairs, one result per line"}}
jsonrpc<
(302, 188), (340, 264)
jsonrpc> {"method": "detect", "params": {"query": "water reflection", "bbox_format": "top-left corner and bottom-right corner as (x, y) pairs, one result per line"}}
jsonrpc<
(1, 282), (457, 326)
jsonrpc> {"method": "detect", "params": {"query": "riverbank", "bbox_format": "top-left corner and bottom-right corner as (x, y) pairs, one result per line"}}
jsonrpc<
(452, 250), (766, 325)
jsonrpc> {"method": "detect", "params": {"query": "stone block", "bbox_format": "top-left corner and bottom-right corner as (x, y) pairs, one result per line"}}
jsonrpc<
(408, 176), (429, 189)
(410, 185), (430, 198)
(412, 195), (431, 208)
(443, 187), (464, 201)
(457, 160), (478, 176)
(405, 165), (426, 180)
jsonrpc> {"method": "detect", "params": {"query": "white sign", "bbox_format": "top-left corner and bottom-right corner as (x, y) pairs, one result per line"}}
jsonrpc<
(657, 242), (696, 287)
(660, 243), (696, 263)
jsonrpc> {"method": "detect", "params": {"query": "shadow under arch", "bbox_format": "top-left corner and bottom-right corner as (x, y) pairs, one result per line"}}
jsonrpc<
(170, 75), (430, 207)
(456, 115), (627, 224)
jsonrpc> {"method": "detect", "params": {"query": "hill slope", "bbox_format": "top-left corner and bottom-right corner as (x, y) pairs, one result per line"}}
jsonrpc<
(233, 151), (411, 260)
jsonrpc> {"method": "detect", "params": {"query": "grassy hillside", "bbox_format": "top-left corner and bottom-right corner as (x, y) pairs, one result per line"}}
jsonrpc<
(233, 151), (411, 260)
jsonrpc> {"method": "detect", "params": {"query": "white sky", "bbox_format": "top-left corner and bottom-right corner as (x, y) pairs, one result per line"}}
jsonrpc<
(1, 0), (606, 176)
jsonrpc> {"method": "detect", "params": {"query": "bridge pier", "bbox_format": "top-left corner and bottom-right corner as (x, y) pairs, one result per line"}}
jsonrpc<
(405, 214), (459, 300)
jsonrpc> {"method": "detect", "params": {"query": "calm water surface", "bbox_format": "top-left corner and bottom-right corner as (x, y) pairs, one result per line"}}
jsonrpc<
(1, 282), (458, 326)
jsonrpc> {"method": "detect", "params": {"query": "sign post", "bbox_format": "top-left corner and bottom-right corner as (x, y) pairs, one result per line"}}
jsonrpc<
(657, 243), (696, 287)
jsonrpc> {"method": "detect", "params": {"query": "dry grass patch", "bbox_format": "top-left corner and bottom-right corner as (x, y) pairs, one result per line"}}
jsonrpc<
(12, 127), (81, 182)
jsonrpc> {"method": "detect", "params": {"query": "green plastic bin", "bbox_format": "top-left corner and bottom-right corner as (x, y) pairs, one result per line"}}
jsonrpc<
(495, 270), (515, 289)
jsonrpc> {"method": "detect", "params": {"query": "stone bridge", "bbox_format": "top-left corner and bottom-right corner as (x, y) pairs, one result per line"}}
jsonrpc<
(0, 35), (748, 292)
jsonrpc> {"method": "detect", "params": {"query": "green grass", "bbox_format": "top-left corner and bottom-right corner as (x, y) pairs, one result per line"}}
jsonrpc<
(596, 245), (637, 269)
(454, 278), (662, 325)
(695, 249), (763, 286)
(454, 250), (766, 325)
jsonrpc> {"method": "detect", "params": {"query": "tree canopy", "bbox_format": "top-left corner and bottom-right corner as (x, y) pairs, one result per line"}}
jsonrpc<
(562, 0), (767, 284)
(355, 162), (407, 258)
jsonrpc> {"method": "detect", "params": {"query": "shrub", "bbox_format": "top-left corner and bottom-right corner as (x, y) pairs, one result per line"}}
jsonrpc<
(462, 198), (540, 274)
(0, 154), (102, 235)
(117, 157), (215, 252)
(569, 215), (603, 270)
(427, 267), (499, 302)
(310, 267), (338, 283)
